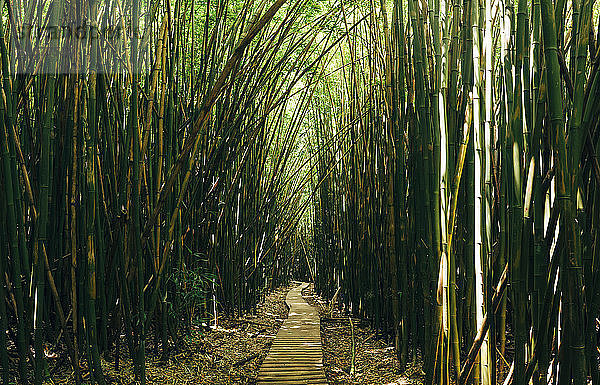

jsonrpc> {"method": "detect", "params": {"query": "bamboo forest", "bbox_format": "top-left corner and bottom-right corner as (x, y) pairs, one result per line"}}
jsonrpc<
(1, 0), (600, 383)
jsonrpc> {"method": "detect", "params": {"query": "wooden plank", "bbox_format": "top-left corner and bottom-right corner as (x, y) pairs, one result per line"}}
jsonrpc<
(259, 369), (324, 374)
(258, 373), (327, 380)
(256, 282), (328, 385)
(259, 362), (323, 369)
(263, 357), (323, 365)
(258, 377), (328, 383)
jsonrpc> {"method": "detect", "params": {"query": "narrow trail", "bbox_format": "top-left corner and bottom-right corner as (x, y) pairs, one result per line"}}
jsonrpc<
(257, 282), (328, 384)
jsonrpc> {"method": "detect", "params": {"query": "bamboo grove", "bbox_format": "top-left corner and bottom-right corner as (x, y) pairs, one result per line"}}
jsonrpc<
(2, 0), (600, 383)
(311, 0), (600, 385)
(0, 0), (339, 383)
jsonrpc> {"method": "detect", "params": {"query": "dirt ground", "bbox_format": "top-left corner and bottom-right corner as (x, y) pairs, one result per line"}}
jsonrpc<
(45, 284), (293, 384)
(39, 281), (428, 384)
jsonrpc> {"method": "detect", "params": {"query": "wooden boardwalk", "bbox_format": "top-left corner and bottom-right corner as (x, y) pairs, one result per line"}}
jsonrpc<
(257, 282), (328, 384)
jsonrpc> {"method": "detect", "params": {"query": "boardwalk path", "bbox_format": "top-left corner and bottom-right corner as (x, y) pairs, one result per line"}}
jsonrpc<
(257, 282), (328, 384)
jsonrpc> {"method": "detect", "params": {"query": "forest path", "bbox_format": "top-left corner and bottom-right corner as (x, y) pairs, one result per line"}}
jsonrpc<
(256, 282), (328, 384)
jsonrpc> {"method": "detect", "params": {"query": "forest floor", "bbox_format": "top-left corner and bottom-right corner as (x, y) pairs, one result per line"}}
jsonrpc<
(35, 282), (431, 384)
(301, 284), (425, 385)
(45, 284), (293, 384)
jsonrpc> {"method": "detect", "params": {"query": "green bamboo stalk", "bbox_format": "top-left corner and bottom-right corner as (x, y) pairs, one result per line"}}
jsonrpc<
(472, 0), (491, 381)
(392, 0), (409, 365)
(85, 2), (106, 380)
(0, 174), (10, 385)
(130, 0), (145, 379)
(379, 0), (403, 367)
(540, 0), (587, 380)
(511, 0), (528, 379)
(0, 11), (29, 383)
(70, 73), (81, 385)
(1, 100), (29, 384)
